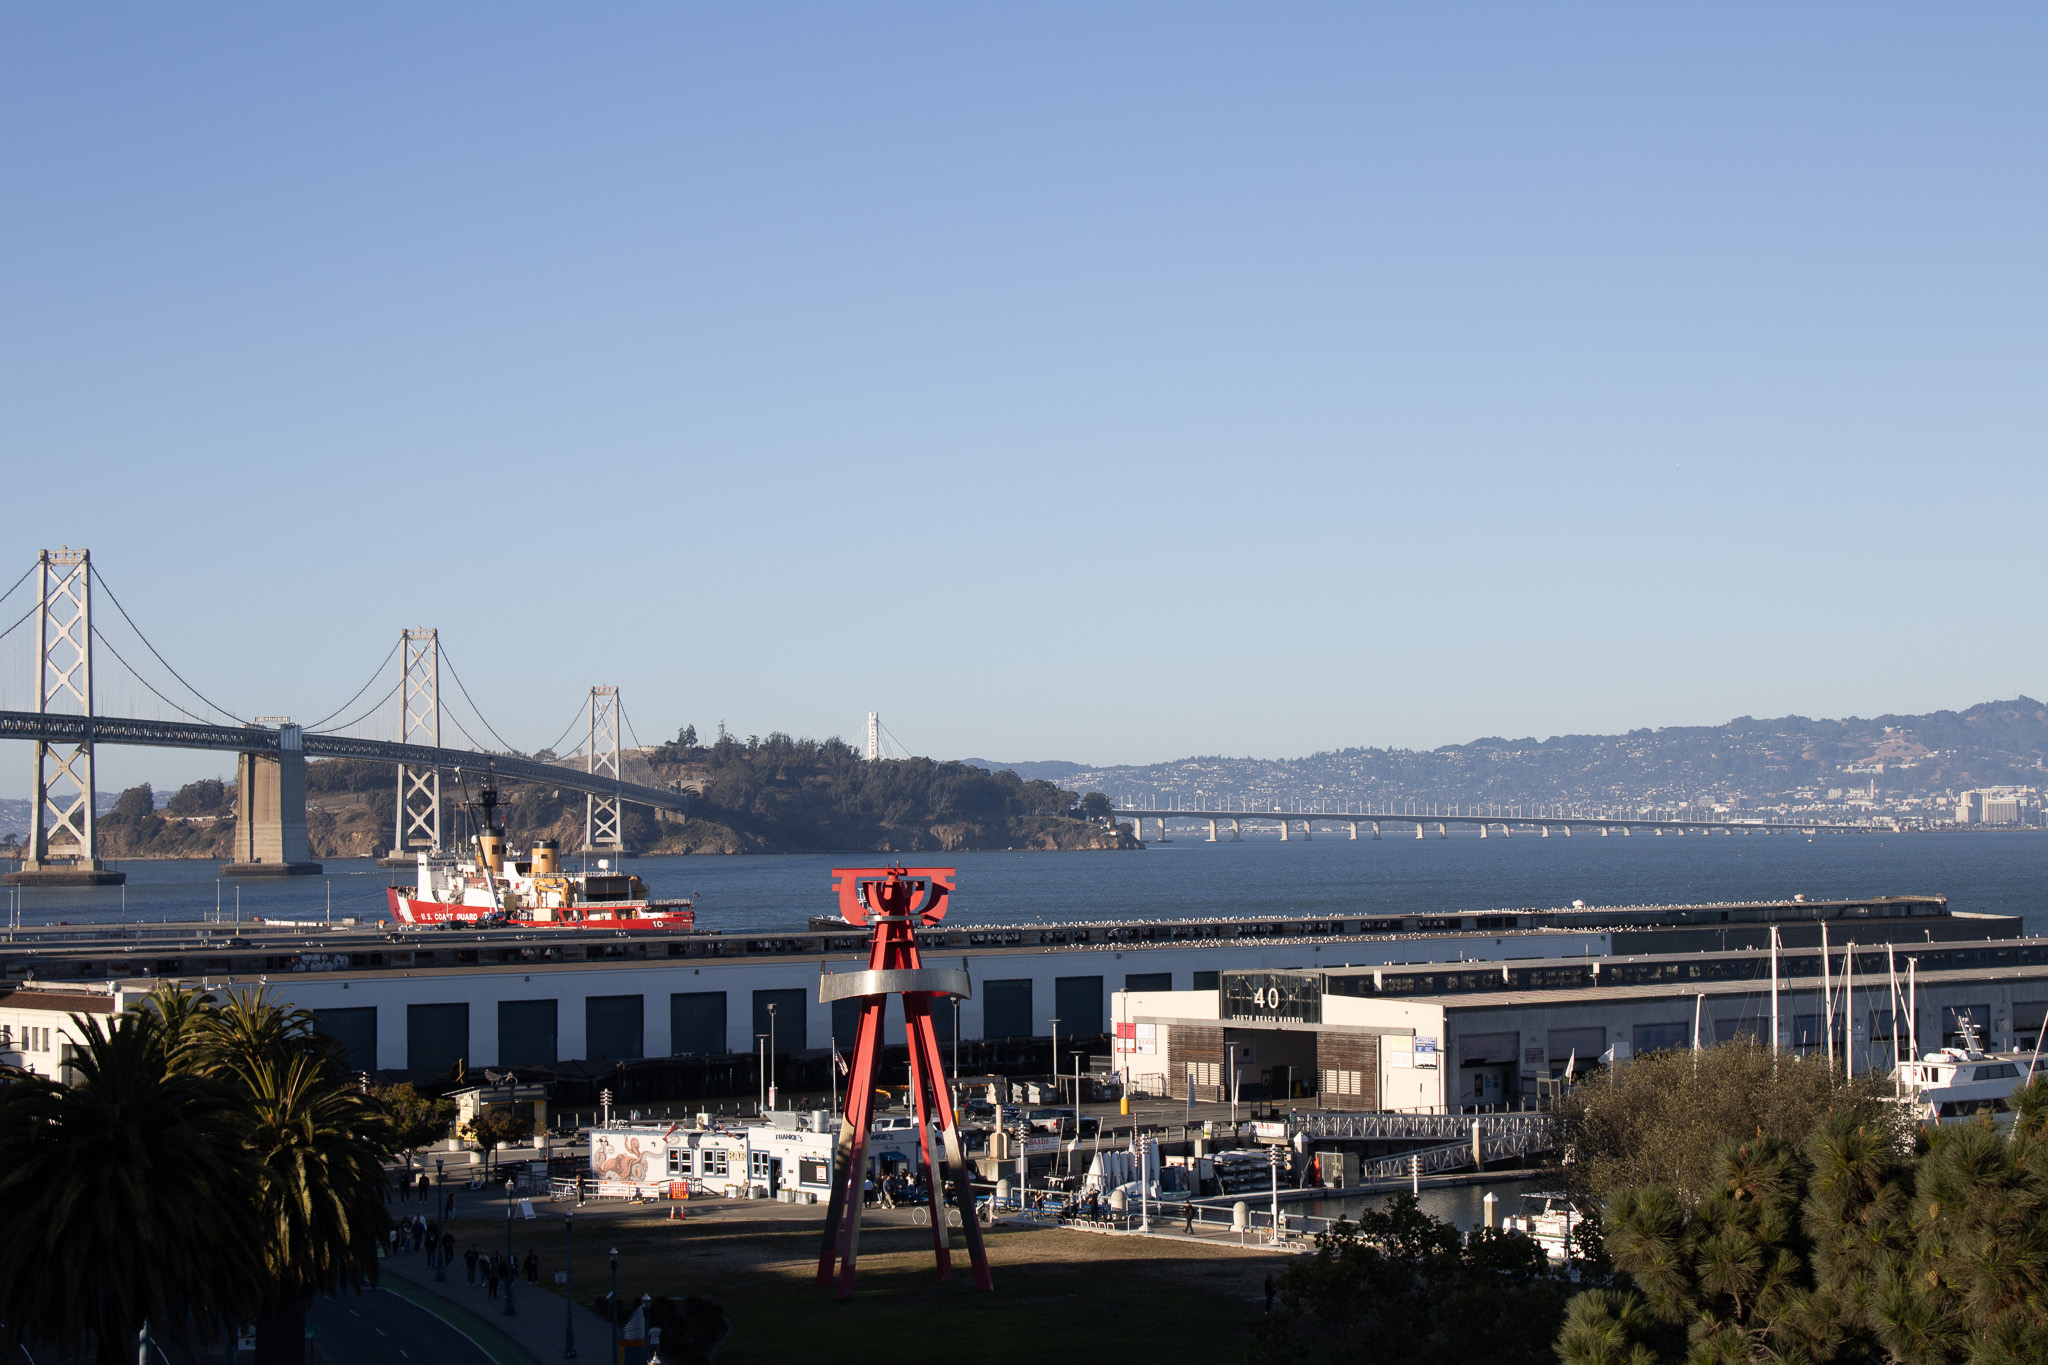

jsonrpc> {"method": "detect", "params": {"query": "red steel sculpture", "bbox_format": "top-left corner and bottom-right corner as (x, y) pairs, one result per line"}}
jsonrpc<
(814, 865), (994, 1297)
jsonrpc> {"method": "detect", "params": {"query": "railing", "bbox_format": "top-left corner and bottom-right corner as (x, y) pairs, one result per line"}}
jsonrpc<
(1290, 1110), (1555, 1145)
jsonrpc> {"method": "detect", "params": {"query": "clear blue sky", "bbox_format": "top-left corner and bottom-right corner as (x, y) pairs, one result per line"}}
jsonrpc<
(3, 6), (2043, 797)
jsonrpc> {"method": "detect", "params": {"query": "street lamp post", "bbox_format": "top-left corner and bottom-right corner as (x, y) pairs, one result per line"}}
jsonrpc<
(503, 1179), (517, 1317)
(561, 1212), (577, 1358)
(767, 1003), (777, 1110)
(756, 1035), (767, 1114)
(609, 1247), (620, 1365)
(433, 1159), (447, 1281)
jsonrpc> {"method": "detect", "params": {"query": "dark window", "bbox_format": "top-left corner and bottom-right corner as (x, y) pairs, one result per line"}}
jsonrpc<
(929, 992), (959, 1046)
(831, 995), (864, 1050)
(407, 1003), (469, 1076)
(585, 995), (645, 1062)
(1192, 971), (1219, 991)
(670, 992), (726, 1056)
(1547, 1027), (1604, 1062)
(753, 989), (806, 1053)
(498, 999), (558, 1067)
(799, 1159), (831, 1186)
(1632, 1021), (1692, 1056)
(1054, 976), (1104, 1037)
(1124, 973), (1173, 993)
(1714, 1016), (1763, 1044)
(314, 1006), (377, 1072)
(983, 979), (1033, 1039)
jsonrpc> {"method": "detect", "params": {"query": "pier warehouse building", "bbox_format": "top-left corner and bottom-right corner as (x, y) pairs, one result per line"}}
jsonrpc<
(0, 895), (2020, 1100)
(1112, 936), (2048, 1111)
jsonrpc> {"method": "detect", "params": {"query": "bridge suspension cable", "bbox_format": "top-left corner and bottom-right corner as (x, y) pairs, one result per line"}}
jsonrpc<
(310, 675), (404, 738)
(302, 634), (404, 731)
(435, 643), (516, 754)
(86, 564), (247, 724)
(88, 625), (224, 727)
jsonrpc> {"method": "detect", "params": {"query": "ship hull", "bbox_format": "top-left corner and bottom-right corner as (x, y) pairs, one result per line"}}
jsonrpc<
(385, 887), (695, 931)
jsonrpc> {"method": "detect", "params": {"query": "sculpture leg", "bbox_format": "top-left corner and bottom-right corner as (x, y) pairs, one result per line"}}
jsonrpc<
(907, 998), (993, 1290)
(817, 994), (885, 1295)
(902, 994), (954, 1278)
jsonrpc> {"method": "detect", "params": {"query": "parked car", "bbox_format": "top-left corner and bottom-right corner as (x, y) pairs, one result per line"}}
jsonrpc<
(961, 1098), (997, 1120)
(1026, 1108), (1068, 1133)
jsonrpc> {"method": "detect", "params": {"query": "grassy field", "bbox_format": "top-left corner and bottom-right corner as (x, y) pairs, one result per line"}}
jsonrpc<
(444, 1201), (1281, 1363)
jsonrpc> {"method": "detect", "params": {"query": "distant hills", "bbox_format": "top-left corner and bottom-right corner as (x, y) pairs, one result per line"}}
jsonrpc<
(963, 698), (2048, 819)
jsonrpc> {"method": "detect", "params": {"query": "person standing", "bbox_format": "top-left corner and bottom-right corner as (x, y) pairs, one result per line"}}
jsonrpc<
(486, 1254), (500, 1300)
(464, 1246), (479, 1286)
(524, 1249), (538, 1284)
(1264, 1273), (1276, 1314)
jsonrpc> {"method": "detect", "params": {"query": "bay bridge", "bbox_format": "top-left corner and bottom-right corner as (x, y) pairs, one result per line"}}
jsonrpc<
(0, 548), (687, 885)
(1119, 805), (1881, 842)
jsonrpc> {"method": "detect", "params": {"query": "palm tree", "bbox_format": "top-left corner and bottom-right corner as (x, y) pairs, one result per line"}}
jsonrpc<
(0, 1011), (262, 1364)
(204, 988), (397, 1365)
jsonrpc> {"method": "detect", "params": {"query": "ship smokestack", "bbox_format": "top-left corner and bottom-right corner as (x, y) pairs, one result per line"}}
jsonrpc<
(532, 840), (559, 875)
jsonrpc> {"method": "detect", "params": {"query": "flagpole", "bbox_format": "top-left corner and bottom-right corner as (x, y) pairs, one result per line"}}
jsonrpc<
(1770, 925), (1781, 1064)
(1822, 921), (1833, 1068)
(1888, 943), (1901, 1098)
(830, 1034), (838, 1115)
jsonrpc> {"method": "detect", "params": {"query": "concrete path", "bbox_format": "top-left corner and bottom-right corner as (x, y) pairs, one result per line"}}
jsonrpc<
(381, 1244), (616, 1364)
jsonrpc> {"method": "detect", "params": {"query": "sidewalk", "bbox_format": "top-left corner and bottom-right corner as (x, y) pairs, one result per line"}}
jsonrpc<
(381, 1245), (616, 1364)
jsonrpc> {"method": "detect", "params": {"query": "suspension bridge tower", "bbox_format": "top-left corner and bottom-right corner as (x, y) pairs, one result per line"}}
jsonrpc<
(5, 548), (123, 886)
(382, 628), (444, 866)
(580, 685), (634, 858)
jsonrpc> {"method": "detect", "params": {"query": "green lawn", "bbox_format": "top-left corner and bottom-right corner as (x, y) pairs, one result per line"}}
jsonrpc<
(445, 1206), (1275, 1363)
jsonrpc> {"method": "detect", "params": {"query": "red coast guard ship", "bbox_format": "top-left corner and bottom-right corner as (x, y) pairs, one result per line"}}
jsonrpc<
(383, 787), (694, 930)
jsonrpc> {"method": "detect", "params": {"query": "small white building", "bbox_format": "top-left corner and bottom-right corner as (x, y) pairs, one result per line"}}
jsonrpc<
(588, 1113), (935, 1201)
(0, 983), (133, 1082)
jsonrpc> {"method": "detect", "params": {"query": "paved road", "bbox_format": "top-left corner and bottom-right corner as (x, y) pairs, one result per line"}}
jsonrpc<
(309, 1287), (500, 1365)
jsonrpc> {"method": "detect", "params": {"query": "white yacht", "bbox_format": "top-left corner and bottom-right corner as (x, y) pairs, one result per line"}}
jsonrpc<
(1895, 1023), (2038, 1126)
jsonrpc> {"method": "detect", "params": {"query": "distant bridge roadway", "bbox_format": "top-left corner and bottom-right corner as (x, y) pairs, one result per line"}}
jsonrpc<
(1120, 807), (1883, 839)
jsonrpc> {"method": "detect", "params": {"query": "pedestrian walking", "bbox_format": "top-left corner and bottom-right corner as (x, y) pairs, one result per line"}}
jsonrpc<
(416, 1172), (431, 1203)
(464, 1246), (479, 1286)
(441, 1231), (455, 1266)
(486, 1255), (500, 1300)
(524, 1249), (538, 1284)
(1264, 1273), (1276, 1314)
(1184, 1201), (1195, 1234)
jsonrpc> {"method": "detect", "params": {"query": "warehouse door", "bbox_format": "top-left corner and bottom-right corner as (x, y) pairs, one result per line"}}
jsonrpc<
(314, 1006), (377, 1072)
(498, 999), (558, 1066)
(752, 989), (806, 1053)
(407, 1003), (469, 1076)
(983, 980), (1033, 1039)
(1054, 976), (1104, 1038)
(670, 992), (727, 1056)
(586, 995), (645, 1062)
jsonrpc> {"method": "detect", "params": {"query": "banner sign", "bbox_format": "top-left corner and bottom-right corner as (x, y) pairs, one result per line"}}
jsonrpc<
(1221, 971), (1322, 1024)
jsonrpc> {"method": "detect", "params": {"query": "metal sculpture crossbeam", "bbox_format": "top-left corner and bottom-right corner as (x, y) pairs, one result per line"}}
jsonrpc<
(815, 865), (993, 1298)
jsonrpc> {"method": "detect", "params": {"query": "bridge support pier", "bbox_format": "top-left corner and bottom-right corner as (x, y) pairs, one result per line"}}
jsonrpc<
(1541, 825), (1550, 838)
(1562, 825), (1572, 837)
(1349, 821), (1358, 841)
(1230, 819), (1241, 841)
(1436, 822), (1447, 838)
(1623, 826), (1632, 836)
(1479, 823), (1488, 838)
(1371, 821), (1380, 840)
(1300, 820), (1312, 841)
(222, 726), (322, 877)
(1154, 816), (1169, 844)
(1414, 822), (1423, 839)
(1279, 818), (1288, 841)
(1207, 818), (1218, 843)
